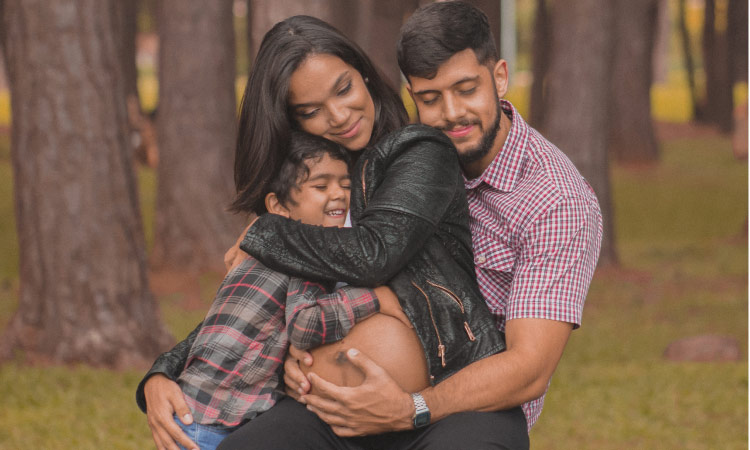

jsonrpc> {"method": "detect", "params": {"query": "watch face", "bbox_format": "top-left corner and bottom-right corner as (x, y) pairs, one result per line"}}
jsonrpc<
(414, 411), (431, 428)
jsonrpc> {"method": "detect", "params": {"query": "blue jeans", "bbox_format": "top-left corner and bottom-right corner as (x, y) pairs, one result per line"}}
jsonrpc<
(174, 415), (233, 450)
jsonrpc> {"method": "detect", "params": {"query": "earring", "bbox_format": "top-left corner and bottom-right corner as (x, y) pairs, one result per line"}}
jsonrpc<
(364, 77), (369, 83)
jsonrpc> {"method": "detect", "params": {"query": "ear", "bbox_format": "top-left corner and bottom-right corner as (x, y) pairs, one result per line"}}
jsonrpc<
(492, 59), (509, 99)
(405, 83), (415, 102)
(265, 192), (291, 218)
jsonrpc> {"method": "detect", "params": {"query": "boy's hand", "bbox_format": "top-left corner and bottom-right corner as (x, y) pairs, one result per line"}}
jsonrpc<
(373, 286), (412, 328)
(224, 216), (258, 271)
(284, 344), (314, 399)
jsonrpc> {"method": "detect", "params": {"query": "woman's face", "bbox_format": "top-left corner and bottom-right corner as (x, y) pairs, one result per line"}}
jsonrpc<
(288, 54), (376, 151)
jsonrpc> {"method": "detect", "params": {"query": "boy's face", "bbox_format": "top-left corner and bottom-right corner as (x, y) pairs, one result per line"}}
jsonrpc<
(285, 154), (351, 228)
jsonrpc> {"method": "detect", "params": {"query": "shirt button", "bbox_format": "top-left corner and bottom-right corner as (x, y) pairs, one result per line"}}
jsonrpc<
(477, 255), (486, 264)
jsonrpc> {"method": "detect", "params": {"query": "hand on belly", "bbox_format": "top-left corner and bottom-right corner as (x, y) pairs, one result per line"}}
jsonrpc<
(301, 313), (429, 393)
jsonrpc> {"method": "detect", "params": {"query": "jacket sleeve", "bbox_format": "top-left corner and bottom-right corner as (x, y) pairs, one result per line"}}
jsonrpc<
(285, 278), (381, 350)
(241, 128), (461, 286)
(135, 322), (201, 413)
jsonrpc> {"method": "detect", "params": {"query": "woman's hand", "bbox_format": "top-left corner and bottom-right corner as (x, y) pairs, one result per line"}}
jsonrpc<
(373, 286), (412, 328)
(143, 374), (197, 450)
(283, 344), (314, 399)
(223, 216), (258, 271)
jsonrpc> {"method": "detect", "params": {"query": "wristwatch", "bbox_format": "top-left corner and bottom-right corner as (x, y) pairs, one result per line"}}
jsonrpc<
(411, 393), (431, 428)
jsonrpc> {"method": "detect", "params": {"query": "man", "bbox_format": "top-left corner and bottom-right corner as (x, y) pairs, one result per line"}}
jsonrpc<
(142, 2), (602, 448)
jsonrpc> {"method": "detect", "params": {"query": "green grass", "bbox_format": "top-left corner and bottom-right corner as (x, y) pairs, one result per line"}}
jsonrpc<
(0, 97), (746, 449)
(529, 133), (748, 449)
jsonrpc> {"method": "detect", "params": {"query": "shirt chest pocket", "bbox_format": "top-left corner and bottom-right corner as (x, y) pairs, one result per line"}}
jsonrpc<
(472, 232), (515, 273)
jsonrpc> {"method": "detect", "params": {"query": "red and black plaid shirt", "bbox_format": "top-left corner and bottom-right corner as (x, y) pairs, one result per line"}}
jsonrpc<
(178, 256), (379, 428)
(465, 100), (603, 429)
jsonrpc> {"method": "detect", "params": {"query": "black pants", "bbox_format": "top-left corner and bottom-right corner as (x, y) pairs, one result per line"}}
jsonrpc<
(217, 397), (529, 450)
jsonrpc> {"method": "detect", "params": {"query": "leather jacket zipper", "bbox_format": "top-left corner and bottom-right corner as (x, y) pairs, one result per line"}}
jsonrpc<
(411, 281), (446, 367)
(361, 159), (369, 208)
(425, 280), (476, 341)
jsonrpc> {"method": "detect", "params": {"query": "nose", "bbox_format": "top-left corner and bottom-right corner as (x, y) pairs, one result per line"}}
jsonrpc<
(442, 93), (465, 124)
(330, 182), (347, 201)
(327, 100), (350, 128)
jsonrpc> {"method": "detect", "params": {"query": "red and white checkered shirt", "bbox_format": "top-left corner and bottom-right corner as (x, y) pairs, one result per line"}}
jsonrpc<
(465, 100), (603, 430)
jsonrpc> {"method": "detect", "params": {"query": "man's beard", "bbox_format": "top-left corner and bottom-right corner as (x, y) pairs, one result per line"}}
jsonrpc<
(455, 100), (502, 166)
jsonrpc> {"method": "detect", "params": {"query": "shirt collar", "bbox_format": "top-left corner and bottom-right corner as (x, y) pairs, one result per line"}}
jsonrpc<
(464, 100), (529, 192)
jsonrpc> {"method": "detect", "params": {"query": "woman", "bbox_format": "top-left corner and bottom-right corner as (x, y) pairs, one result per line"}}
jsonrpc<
(138, 15), (504, 450)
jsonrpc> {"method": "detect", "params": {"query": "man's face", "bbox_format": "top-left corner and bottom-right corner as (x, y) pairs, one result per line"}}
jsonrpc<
(408, 49), (508, 172)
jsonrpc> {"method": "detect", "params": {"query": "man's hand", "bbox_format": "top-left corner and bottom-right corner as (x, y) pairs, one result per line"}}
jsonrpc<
(283, 344), (314, 399)
(373, 286), (412, 328)
(143, 374), (197, 450)
(302, 348), (414, 437)
(224, 216), (258, 271)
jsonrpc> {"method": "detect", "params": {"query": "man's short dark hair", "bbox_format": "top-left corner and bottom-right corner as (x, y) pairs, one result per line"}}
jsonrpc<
(397, 1), (498, 80)
(268, 132), (351, 208)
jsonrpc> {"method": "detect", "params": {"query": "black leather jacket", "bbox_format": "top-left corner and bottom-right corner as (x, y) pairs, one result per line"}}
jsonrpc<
(136, 125), (504, 411)
(241, 124), (505, 383)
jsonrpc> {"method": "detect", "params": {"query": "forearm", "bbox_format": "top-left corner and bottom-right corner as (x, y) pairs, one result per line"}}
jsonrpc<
(242, 212), (433, 286)
(422, 318), (573, 424)
(287, 282), (380, 349)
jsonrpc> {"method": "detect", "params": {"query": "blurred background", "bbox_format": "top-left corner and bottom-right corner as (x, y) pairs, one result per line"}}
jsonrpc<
(0, 0), (746, 448)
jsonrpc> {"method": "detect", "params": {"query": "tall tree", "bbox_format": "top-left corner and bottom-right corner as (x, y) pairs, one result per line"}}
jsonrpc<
(247, 0), (412, 91)
(542, 0), (617, 265)
(112, 0), (139, 104)
(701, 0), (733, 132)
(728, 0), (748, 83)
(247, 0), (357, 65)
(350, 0), (416, 90)
(529, 0), (550, 129)
(152, 0), (243, 272)
(608, 0), (660, 163)
(1, 0), (172, 368)
(677, 0), (703, 121)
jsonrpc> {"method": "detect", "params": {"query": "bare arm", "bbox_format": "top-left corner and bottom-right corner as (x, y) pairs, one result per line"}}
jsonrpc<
(300, 317), (572, 436)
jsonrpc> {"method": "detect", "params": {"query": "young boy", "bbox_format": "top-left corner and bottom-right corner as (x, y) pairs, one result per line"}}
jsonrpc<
(172, 132), (399, 450)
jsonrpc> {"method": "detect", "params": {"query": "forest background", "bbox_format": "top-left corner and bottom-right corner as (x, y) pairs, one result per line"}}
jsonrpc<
(0, 0), (747, 448)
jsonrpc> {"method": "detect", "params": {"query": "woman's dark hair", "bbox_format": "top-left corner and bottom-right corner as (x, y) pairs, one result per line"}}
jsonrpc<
(397, 1), (498, 80)
(231, 15), (408, 215)
(268, 132), (351, 210)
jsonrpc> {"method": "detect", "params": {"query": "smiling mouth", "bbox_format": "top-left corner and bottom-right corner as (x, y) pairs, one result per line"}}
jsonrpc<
(445, 125), (475, 139)
(325, 209), (345, 217)
(335, 119), (361, 139)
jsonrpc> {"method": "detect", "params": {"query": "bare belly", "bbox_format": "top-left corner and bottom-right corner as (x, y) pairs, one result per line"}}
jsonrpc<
(301, 313), (429, 393)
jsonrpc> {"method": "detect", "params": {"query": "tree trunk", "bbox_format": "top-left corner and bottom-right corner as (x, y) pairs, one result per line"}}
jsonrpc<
(112, 0), (139, 104)
(609, 0), (660, 163)
(529, 0), (549, 129)
(1, 0), (172, 368)
(247, 0), (358, 65)
(728, 0), (748, 82)
(463, 0), (501, 62)
(543, 0), (617, 265)
(350, 0), (413, 90)
(678, 0), (702, 121)
(701, 0), (733, 132)
(652, 0), (671, 84)
(152, 0), (243, 272)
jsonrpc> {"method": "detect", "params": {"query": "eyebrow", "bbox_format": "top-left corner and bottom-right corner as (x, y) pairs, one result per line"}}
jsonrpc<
(291, 72), (350, 109)
(412, 75), (480, 96)
(305, 173), (350, 182)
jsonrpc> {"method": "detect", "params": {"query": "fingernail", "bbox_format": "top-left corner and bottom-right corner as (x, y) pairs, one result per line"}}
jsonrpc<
(183, 413), (193, 424)
(347, 348), (359, 357)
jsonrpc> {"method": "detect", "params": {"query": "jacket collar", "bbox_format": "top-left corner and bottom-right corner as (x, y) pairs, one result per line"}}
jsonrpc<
(464, 100), (529, 193)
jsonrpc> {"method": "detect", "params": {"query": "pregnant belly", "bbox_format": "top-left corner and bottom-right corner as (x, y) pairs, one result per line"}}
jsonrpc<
(301, 313), (429, 393)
